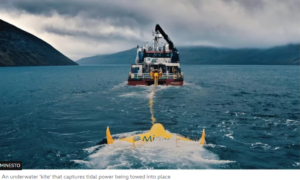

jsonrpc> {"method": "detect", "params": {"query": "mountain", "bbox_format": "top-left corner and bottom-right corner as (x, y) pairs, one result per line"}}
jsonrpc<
(77, 44), (299, 65)
(77, 48), (137, 65)
(0, 19), (77, 66)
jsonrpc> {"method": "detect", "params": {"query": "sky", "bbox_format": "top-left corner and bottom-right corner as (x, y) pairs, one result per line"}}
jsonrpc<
(0, 0), (299, 60)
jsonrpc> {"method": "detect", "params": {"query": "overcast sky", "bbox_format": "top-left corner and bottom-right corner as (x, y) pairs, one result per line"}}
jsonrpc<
(0, 0), (299, 60)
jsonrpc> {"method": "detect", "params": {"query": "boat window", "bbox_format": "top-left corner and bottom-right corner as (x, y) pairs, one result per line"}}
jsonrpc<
(132, 67), (139, 73)
(145, 53), (171, 58)
(145, 53), (153, 57)
(168, 66), (179, 73)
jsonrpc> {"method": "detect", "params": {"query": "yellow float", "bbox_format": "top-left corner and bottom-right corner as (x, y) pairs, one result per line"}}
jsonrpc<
(106, 123), (205, 146)
(150, 69), (162, 86)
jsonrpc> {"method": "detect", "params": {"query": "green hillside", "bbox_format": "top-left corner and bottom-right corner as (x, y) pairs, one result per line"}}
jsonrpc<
(0, 19), (77, 66)
(77, 44), (299, 65)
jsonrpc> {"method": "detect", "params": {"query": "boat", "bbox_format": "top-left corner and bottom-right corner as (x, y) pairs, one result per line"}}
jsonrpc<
(106, 123), (206, 146)
(127, 24), (184, 86)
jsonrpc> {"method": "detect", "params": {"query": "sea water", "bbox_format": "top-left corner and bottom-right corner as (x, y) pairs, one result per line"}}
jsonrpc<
(0, 65), (299, 169)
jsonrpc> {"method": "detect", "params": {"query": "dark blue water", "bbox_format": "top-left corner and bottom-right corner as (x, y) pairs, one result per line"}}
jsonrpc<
(0, 65), (299, 169)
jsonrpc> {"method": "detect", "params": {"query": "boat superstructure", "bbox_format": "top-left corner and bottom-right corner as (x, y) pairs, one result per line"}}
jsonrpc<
(127, 24), (184, 86)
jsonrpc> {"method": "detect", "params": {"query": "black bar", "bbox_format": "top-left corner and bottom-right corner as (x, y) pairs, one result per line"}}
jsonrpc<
(155, 24), (174, 50)
(0, 161), (22, 170)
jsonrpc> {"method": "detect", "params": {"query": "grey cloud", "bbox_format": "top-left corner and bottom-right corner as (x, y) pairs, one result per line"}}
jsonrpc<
(43, 25), (142, 43)
(0, 0), (152, 27)
(0, 0), (299, 59)
(223, 0), (265, 11)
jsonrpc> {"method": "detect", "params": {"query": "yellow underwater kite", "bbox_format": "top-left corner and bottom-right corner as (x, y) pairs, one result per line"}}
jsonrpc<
(106, 123), (206, 146)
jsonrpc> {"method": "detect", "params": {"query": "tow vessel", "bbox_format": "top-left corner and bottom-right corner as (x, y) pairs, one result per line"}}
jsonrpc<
(127, 24), (184, 86)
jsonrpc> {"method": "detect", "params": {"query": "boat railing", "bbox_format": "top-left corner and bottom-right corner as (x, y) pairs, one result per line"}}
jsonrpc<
(129, 73), (183, 79)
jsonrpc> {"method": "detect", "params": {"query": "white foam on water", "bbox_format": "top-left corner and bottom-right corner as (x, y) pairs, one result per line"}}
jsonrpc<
(72, 160), (90, 165)
(250, 142), (271, 150)
(293, 162), (300, 167)
(183, 82), (202, 90)
(78, 132), (233, 169)
(111, 81), (128, 90)
(84, 145), (102, 154)
(225, 133), (234, 140)
(118, 92), (143, 98)
(204, 144), (226, 149)
(118, 85), (176, 99)
(285, 119), (299, 126)
(111, 130), (147, 139)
